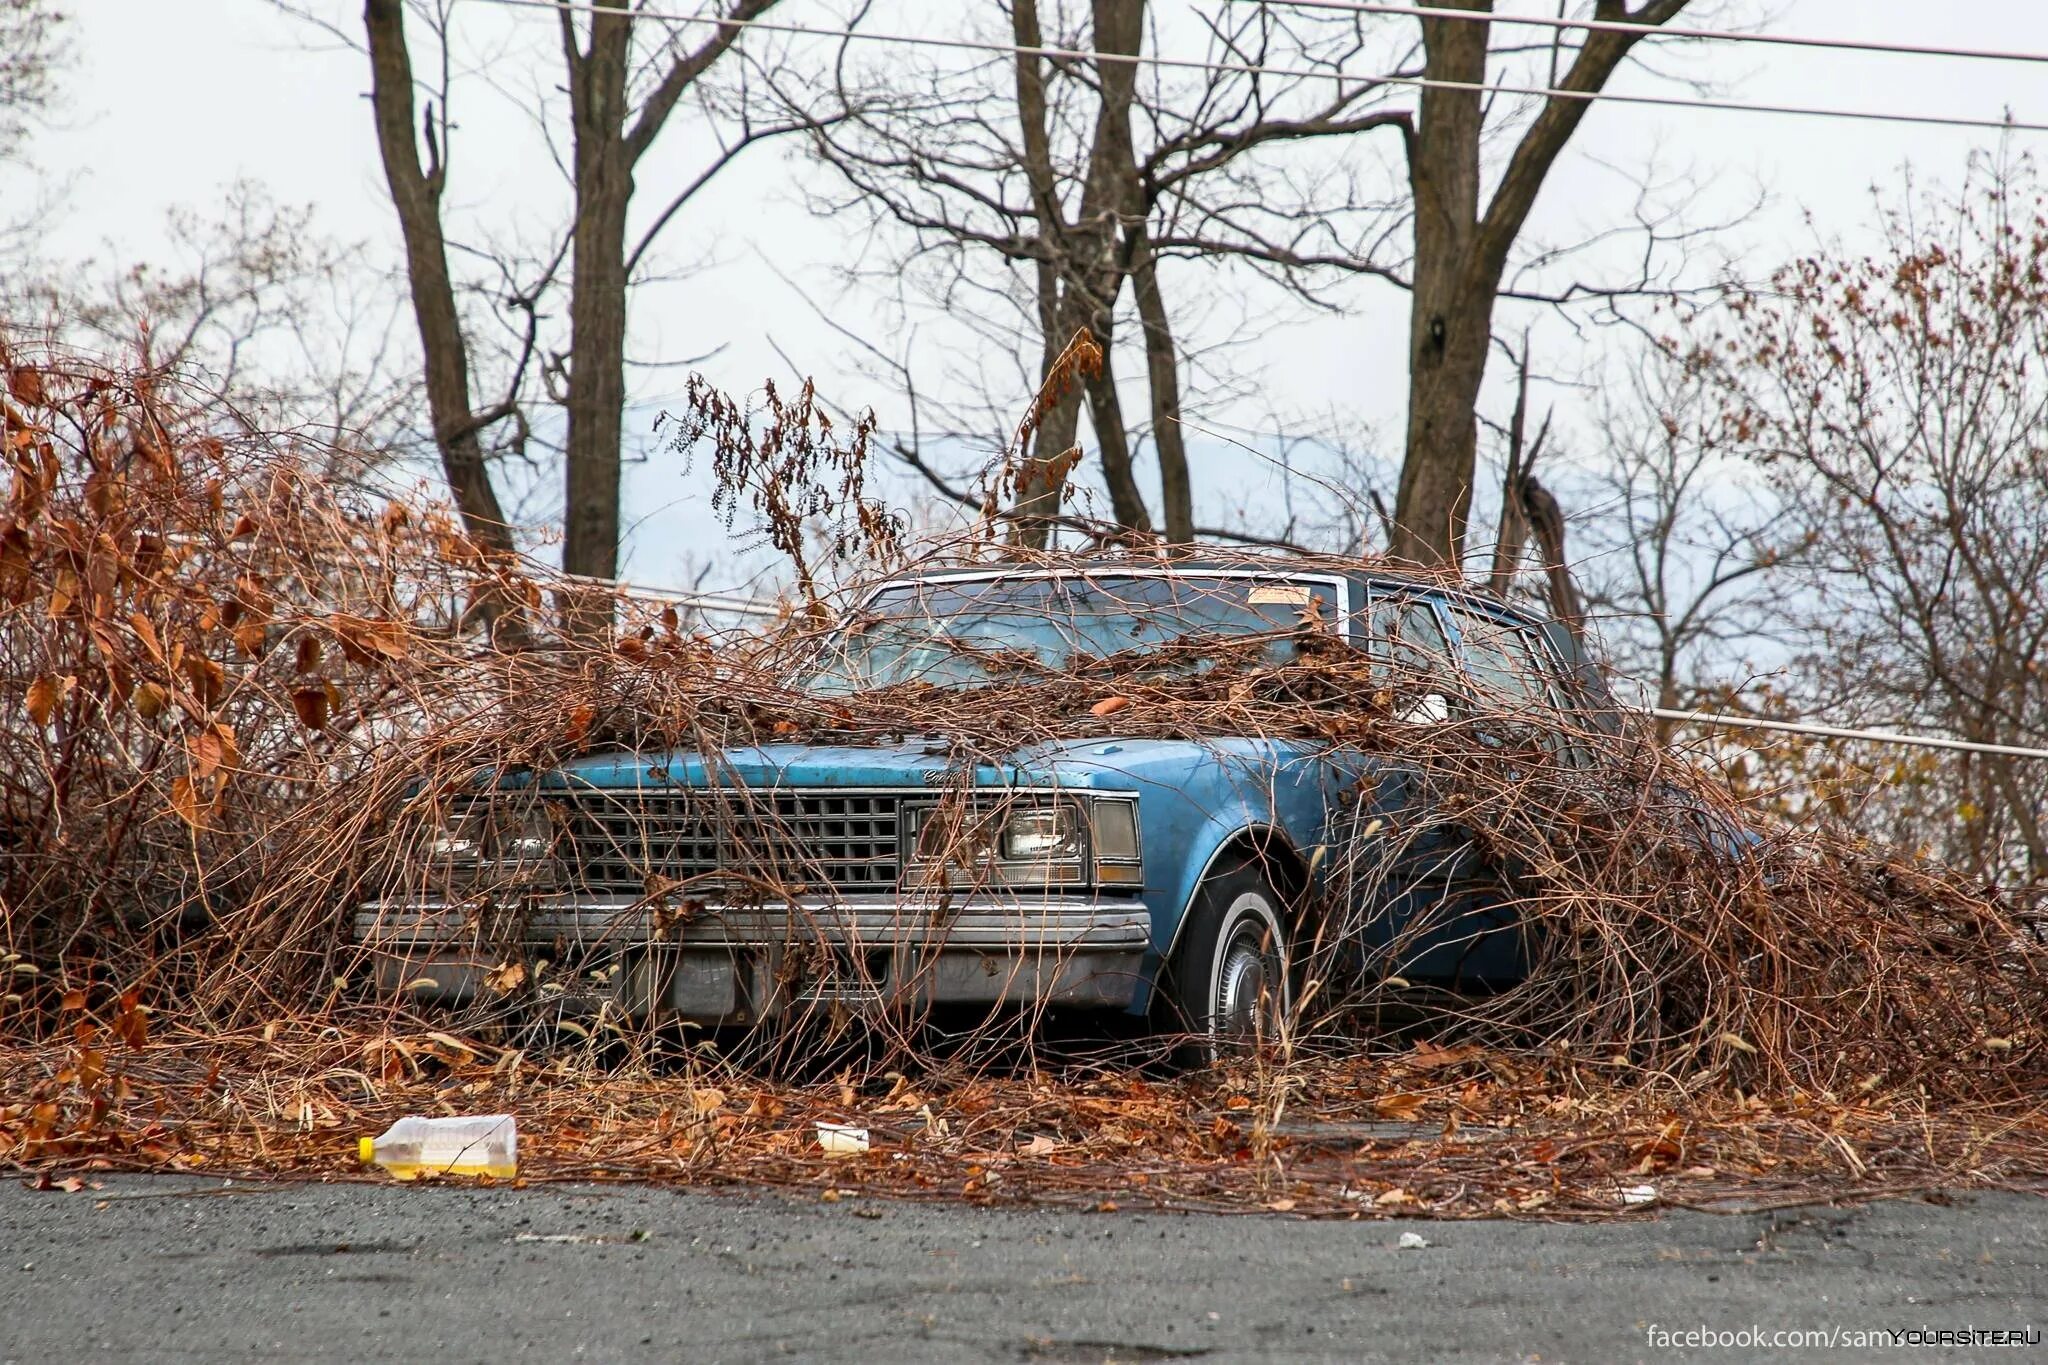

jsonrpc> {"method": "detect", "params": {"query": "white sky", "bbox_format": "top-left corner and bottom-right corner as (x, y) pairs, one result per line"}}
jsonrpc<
(22, 0), (2048, 593)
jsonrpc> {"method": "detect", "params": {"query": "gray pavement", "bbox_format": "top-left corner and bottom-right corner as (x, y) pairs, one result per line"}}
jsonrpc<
(1, 1177), (2042, 1363)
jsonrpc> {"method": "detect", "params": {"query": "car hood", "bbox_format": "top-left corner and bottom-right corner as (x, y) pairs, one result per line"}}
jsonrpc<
(533, 734), (1309, 792)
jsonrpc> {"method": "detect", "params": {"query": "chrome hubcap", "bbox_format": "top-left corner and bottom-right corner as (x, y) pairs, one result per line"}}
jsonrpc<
(1215, 923), (1277, 1041)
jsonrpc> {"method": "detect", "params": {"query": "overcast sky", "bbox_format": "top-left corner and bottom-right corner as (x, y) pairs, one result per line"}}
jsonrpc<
(23, 0), (2048, 593)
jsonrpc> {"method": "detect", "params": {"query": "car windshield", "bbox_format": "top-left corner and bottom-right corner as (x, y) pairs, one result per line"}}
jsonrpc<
(803, 574), (1344, 694)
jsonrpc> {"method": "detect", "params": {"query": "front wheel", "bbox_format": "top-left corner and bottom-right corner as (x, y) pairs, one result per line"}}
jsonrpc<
(1160, 863), (1292, 1064)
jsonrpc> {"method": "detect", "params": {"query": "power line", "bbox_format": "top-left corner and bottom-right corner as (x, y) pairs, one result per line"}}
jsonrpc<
(1250, 0), (2048, 69)
(554, 568), (786, 619)
(1649, 709), (2048, 762)
(466, 0), (2048, 135)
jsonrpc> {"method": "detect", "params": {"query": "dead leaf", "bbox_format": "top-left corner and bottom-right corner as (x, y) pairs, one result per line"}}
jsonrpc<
(167, 776), (208, 830)
(562, 705), (595, 746)
(8, 366), (46, 406)
(332, 615), (408, 665)
(1374, 1092), (1426, 1122)
(484, 961), (527, 995)
(188, 725), (239, 780)
(291, 684), (333, 731)
(1409, 1042), (1481, 1071)
(24, 674), (58, 727)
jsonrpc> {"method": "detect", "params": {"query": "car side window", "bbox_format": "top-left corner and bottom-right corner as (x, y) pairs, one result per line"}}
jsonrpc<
(1446, 608), (1558, 710)
(1361, 593), (1453, 681)
(1357, 591), (1464, 722)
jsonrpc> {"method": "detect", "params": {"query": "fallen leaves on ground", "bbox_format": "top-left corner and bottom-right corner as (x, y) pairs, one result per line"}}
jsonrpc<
(3, 1020), (2045, 1220)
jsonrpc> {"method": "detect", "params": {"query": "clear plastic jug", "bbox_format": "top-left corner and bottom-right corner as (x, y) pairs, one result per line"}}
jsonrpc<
(358, 1114), (517, 1179)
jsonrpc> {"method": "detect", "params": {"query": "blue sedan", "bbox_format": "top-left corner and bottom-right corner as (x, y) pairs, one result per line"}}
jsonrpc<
(355, 557), (1625, 1055)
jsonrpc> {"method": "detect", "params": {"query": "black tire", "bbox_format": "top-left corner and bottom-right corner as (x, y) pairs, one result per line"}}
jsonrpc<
(1160, 861), (1293, 1065)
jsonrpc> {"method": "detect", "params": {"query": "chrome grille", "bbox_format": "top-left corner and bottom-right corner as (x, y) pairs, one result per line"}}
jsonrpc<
(560, 790), (905, 895)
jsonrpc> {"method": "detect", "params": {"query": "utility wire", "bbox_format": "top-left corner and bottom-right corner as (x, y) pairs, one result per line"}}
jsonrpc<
(466, 0), (2048, 135)
(555, 569), (786, 619)
(1249, 0), (2048, 69)
(1647, 709), (2048, 762)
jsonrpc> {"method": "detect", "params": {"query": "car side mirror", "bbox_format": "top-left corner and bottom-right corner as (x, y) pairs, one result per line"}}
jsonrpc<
(1396, 692), (1451, 724)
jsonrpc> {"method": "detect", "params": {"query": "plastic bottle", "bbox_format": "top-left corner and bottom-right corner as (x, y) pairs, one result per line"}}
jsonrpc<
(358, 1114), (517, 1179)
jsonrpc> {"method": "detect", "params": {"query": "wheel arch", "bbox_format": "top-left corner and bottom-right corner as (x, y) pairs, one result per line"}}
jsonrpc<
(1159, 823), (1312, 968)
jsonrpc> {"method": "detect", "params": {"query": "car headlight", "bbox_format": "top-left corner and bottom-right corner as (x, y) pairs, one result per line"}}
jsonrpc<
(415, 797), (558, 889)
(906, 796), (1141, 890)
(1002, 805), (1080, 861)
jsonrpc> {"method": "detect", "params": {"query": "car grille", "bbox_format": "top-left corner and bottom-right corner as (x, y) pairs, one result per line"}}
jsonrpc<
(558, 789), (908, 896)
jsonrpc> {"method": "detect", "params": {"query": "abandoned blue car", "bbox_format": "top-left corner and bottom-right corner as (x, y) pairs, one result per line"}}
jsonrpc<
(355, 556), (1623, 1053)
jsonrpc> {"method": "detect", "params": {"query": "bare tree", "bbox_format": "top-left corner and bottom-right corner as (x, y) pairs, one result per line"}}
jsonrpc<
(6, 183), (421, 472)
(0, 0), (64, 153)
(363, 0), (522, 559)
(787, 1), (1416, 548)
(337, 0), (795, 612)
(550, 0), (781, 588)
(1569, 341), (1801, 738)
(1389, 0), (1696, 568)
(0, 0), (67, 259)
(1709, 156), (2048, 881)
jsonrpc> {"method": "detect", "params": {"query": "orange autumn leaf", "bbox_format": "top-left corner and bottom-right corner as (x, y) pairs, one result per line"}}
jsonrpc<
(188, 726), (238, 780)
(562, 705), (595, 745)
(167, 776), (208, 829)
(7, 365), (46, 406)
(128, 611), (166, 663)
(25, 674), (59, 727)
(132, 680), (168, 720)
(1374, 1092), (1427, 1122)
(1409, 1042), (1482, 1071)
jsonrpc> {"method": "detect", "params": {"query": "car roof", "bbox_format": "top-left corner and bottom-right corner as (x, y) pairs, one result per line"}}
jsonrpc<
(874, 550), (1553, 627)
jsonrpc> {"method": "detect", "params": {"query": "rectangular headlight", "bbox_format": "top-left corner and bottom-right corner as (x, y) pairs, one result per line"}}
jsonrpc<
(1002, 806), (1080, 861)
(906, 796), (1140, 889)
(414, 798), (557, 889)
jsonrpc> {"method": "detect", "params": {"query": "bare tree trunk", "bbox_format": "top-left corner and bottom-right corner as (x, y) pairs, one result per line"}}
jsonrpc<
(1086, 352), (1150, 535)
(548, 1), (777, 630)
(560, 7), (634, 593)
(1128, 223), (1192, 544)
(1521, 473), (1583, 645)
(1487, 348), (1537, 594)
(363, 0), (516, 561)
(1390, 0), (1692, 567)
(1390, 1), (1487, 567)
(1008, 0), (1149, 548)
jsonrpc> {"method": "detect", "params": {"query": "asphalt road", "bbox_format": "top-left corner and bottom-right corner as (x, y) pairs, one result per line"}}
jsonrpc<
(1, 1178), (2042, 1363)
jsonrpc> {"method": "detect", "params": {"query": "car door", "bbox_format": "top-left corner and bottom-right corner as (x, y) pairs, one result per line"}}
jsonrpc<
(1320, 589), (1506, 990)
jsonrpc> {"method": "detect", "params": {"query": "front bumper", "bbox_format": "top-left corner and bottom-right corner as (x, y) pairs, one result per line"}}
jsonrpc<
(350, 894), (1152, 1022)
